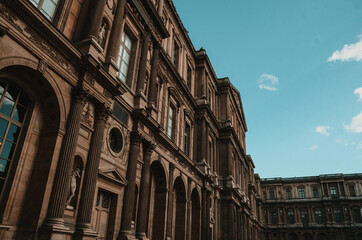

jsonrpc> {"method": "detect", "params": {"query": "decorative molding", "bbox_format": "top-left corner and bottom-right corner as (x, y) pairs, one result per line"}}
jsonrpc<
(37, 59), (48, 74)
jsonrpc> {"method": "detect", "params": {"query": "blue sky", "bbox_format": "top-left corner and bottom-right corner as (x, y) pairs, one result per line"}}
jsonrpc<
(173, 0), (362, 178)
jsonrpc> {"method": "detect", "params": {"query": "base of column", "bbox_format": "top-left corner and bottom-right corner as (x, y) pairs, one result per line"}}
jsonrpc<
(39, 218), (72, 240)
(118, 230), (137, 240)
(73, 224), (99, 240)
(135, 232), (149, 240)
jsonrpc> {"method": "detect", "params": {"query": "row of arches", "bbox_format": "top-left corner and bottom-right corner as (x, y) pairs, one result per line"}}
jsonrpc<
(134, 161), (201, 240)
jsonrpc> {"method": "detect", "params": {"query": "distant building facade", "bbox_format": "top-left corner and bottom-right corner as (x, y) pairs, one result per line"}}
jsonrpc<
(261, 174), (362, 240)
(0, 0), (360, 240)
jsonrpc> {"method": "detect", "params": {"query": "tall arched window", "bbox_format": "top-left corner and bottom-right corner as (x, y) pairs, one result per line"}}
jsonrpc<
(0, 81), (30, 195)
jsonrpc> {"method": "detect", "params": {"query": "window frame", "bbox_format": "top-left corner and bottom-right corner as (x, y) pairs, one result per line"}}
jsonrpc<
(287, 210), (295, 224)
(116, 31), (133, 84)
(298, 187), (305, 199)
(29, 0), (60, 20)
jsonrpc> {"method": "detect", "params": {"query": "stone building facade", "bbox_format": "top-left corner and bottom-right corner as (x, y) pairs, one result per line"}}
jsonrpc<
(261, 174), (362, 240)
(0, 0), (360, 240)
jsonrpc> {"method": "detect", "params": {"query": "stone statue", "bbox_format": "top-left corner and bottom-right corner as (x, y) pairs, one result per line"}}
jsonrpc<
(66, 168), (80, 209)
(97, 23), (107, 45)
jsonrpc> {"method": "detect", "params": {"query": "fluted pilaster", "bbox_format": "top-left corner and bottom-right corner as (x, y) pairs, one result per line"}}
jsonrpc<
(165, 163), (175, 239)
(118, 132), (142, 239)
(76, 105), (111, 232)
(44, 88), (88, 227)
(136, 141), (155, 239)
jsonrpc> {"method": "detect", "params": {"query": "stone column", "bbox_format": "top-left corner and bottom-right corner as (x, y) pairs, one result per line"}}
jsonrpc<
(106, 0), (127, 66)
(43, 88), (88, 228)
(201, 188), (207, 240)
(73, 0), (107, 42)
(165, 163), (175, 240)
(147, 43), (160, 108)
(136, 141), (155, 239)
(136, 34), (151, 95)
(186, 178), (192, 240)
(118, 132), (142, 240)
(157, 0), (164, 16)
(75, 105), (111, 235)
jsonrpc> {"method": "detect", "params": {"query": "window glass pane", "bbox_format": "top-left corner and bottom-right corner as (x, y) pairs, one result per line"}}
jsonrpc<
(5, 84), (18, 101)
(123, 51), (130, 63)
(13, 105), (26, 123)
(125, 35), (132, 50)
(7, 124), (20, 142)
(0, 82), (6, 97)
(0, 119), (8, 138)
(41, 1), (57, 20)
(120, 61), (129, 76)
(17, 93), (29, 108)
(29, 0), (40, 6)
(1, 141), (16, 160)
(102, 193), (110, 208)
(0, 97), (15, 117)
(0, 158), (8, 174)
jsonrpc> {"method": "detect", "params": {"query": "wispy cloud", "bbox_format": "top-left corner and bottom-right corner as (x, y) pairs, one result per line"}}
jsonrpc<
(316, 126), (330, 136)
(328, 35), (362, 62)
(257, 73), (279, 91)
(309, 145), (318, 150)
(354, 87), (362, 102)
(344, 111), (362, 133)
(357, 143), (362, 150)
(336, 138), (356, 147)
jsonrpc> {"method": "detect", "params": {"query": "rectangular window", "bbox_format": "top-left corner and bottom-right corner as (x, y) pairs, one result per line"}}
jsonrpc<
(184, 122), (190, 156)
(330, 186), (337, 197)
(269, 189), (275, 200)
(315, 210), (322, 224)
(313, 187), (319, 198)
(286, 188), (292, 199)
(173, 41), (179, 67)
(29, 0), (59, 20)
(334, 209), (342, 223)
(301, 209), (309, 224)
(117, 32), (132, 83)
(271, 211), (278, 225)
(353, 209), (361, 223)
(186, 65), (192, 89)
(113, 102), (129, 126)
(167, 105), (175, 139)
(299, 187), (305, 199)
(349, 185), (356, 197)
(287, 210), (295, 224)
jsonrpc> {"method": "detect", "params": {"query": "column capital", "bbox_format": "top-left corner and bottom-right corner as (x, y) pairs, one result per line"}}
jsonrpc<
(143, 141), (156, 154)
(72, 87), (90, 104)
(130, 131), (142, 144)
(95, 105), (112, 121)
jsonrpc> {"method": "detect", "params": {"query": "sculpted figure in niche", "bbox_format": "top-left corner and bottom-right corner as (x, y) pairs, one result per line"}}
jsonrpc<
(97, 23), (107, 46)
(66, 168), (81, 209)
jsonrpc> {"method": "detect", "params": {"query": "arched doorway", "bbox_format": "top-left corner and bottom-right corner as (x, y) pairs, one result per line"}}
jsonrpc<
(191, 188), (200, 240)
(148, 161), (167, 240)
(173, 177), (186, 240)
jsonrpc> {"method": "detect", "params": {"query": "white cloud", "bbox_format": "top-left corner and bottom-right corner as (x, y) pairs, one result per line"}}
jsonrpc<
(354, 87), (362, 102)
(344, 111), (362, 133)
(327, 35), (362, 62)
(316, 126), (330, 136)
(309, 145), (318, 150)
(257, 73), (279, 91)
